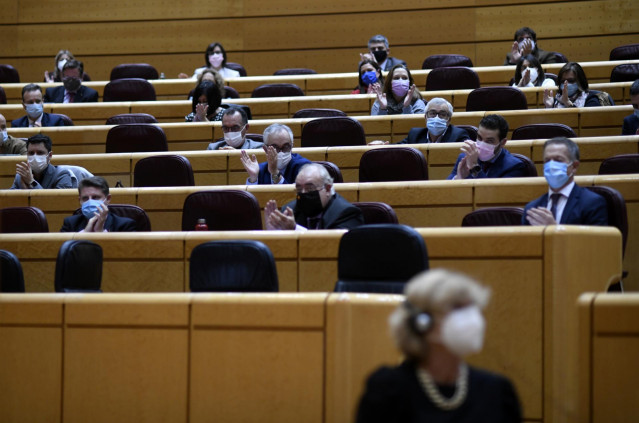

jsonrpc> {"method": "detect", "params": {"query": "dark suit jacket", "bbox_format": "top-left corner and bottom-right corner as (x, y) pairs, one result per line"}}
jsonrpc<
(257, 153), (311, 184)
(44, 85), (99, 103)
(522, 184), (608, 225)
(447, 148), (526, 180)
(622, 114), (639, 135)
(398, 124), (470, 144)
(11, 112), (67, 128)
(60, 213), (138, 232)
(284, 193), (364, 230)
(504, 46), (559, 65)
(382, 56), (407, 71)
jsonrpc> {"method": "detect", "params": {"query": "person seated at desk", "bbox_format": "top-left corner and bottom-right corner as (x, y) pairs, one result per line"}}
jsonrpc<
(367, 34), (407, 71)
(371, 64), (425, 116)
(179, 42), (240, 79)
(43, 59), (98, 103)
(504, 26), (560, 66)
(0, 113), (27, 155)
(240, 123), (311, 185)
(12, 84), (68, 128)
(10, 134), (73, 189)
(187, 68), (225, 101)
(207, 107), (263, 151)
(263, 163), (363, 231)
(543, 62), (612, 109)
(447, 115), (526, 180)
(185, 81), (224, 122)
(61, 176), (137, 232)
(512, 55), (555, 88)
(352, 59), (384, 95)
(622, 79), (639, 135)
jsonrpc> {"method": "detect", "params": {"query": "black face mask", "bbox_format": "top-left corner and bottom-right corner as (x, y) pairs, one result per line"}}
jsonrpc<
(372, 50), (388, 63)
(63, 77), (81, 92)
(296, 190), (324, 217)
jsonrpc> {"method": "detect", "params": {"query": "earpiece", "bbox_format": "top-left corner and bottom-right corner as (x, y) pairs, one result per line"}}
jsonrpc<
(404, 301), (433, 334)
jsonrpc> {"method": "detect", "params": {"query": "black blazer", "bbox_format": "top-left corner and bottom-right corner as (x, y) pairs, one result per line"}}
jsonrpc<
(11, 112), (67, 128)
(398, 124), (470, 144)
(60, 213), (137, 232)
(44, 85), (99, 103)
(522, 184), (608, 225)
(284, 193), (364, 230)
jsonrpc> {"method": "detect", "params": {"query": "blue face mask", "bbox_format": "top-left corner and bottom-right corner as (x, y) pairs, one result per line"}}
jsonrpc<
(565, 82), (580, 97)
(25, 103), (43, 120)
(634, 108), (639, 118)
(81, 199), (104, 219)
(426, 117), (448, 136)
(361, 70), (378, 85)
(544, 160), (572, 190)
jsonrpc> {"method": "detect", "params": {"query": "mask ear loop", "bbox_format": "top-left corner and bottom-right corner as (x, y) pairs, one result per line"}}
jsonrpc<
(404, 301), (433, 335)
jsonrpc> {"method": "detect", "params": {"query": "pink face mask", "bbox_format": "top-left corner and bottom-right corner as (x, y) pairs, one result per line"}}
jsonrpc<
(476, 141), (497, 161)
(209, 53), (224, 68)
(391, 79), (410, 97)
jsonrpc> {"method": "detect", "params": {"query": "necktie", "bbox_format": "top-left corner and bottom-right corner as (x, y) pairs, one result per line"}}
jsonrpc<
(68, 91), (75, 103)
(550, 193), (562, 221)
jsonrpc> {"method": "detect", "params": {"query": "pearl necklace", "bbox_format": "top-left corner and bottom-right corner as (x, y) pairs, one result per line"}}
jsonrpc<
(416, 363), (468, 410)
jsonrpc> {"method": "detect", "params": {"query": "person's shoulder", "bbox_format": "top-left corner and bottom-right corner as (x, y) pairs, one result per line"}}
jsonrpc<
(11, 116), (28, 127)
(365, 361), (414, 388)
(447, 125), (470, 142)
(207, 140), (225, 150)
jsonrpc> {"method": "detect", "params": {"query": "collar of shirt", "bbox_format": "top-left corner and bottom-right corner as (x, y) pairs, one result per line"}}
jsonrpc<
(546, 180), (575, 223)
(29, 114), (43, 127)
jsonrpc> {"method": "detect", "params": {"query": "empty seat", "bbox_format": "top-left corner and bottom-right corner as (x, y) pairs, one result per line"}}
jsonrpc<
(609, 43), (639, 60)
(314, 161), (344, 183)
(353, 202), (399, 224)
(292, 108), (347, 119)
(466, 87), (528, 112)
(226, 62), (247, 77)
(457, 125), (478, 141)
(425, 67), (480, 91)
(251, 83), (304, 98)
(224, 86), (240, 99)
(511, 153), (538, 177)
(103, 78), (157, 102)
(359, 147), (428, 182)
(105, 124), (168, 153)
(0, 86), (6, 104)
(110, 63), (159, 80)
(54, 240), (103, 293)
(72, 204), (151, 231)
(189, 240), (278, 292)
(461, 207), (525, 227)
(301, 116), (366, 148)
(550, 52), (568, 63)
(0, 64), (20, 83)
(586, 186), (628, 257)
(422, 54), (473, 69)
(544, 73), (559, 85)
(511, 123), (577, 140)
(334, 224), (429, 293)
(181, 190), (262, 231)
(0, 250), (25, 292)
(57, 165), (93, 187)
(598, 154), (639, 175)
(105, 113), (158, 125)
(273, 68), (317, 75)
(134, 154), (195, 187)
(56, 114), (74, 126)
(0, 206), (49, 233)
(610, 64), (639, 83)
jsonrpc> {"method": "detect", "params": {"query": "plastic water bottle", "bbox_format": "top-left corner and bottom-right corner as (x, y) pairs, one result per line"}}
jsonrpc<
(195, 218), (208, 231)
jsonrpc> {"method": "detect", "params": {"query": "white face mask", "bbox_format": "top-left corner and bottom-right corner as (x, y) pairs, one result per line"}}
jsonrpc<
(224, 127), (245, 148)
(1, 130), (7, 143)
(57, 59), (67, 71)
(28, 154), (49, 174)
(527, 67), (539, 84)
(440, 305), (485, 357)
(276, 152), (292, 170)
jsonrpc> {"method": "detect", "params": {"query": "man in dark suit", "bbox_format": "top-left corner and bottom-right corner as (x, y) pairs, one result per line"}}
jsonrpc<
(10, 134), (73, 189)
(447, 114), (526, 180)
(399, 98), (470, 144)
(61, 176), (137, 232)
(11, 84), (68, 128)
(368, 34), (407, 71)
(504, 26), (560, 65)
(263, 163), (364, 230)
(622, 79), (639, 135)
(44, 59), (98, 103)
(522, 137), (607, 226)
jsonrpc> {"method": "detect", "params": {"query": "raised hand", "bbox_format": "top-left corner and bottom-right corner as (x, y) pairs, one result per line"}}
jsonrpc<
(16, 161), (34, 188)
(194, 103), (209, 122)
(240, 149), (260, 183)
(373, 83), (387, 110)
(403, 84), (417, 108)
(519, 68), (530, 87)
(511, 41), (522, 63)
(264, 144), (278, 176)
(543, 89), (555, 108)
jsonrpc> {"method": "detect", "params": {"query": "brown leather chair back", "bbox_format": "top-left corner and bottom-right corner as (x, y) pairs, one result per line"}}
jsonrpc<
(182, 190), (262, 231)
(353, 202), (399, 224)
(313, 161), (344, 183)
(0, 207), (49, 233)
(134, 155), (195, 187)
(466, 87), (528, 112)
(273, 68), (317, 75)
(0, 64), (20, 83)
(301, 117), (365, 147)
(609, 43), (639, 60)
(461, 207), (524, 227)
(510, 153), (538, 177)
(292, 108), (347, 119)
(511, 123), (576, 140)
(226, 62), (247, 77)
(359, 147), (428, 182)
(610, 64), (639, 83)
(425, 67), (480, 91)
(106, 113), (158, 125)
(106, 124), (168, 153)
(422, 54), (473, 69)
(110, 63), (159, 80)
(251, 83), (304, 98)
(586, 186), (628, 256)
(598, 154), (639, 175)
(103, 78), (156, 102)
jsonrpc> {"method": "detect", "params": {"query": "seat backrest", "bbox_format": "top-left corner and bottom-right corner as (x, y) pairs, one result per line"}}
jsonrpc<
(224, 86), (240, 99)
(226, 62), (247, 77)
(134, 154), (195, 187)
(0, 85), (6, 104)
(181, 190), (262, 231)
(54, 240), (103, 293)
(359, 147), (428, 182)
(219, 103), (253, 120)
(313, 161), (344, 183)
(55, 113), (74, 126)
(598, 154), (639, 175)
(586, 186), (628, 256)
(544, 73), (559, 85)
(273, 68), (317, 75)
(335, 224), (429, 293)
(251, 83), (305, 98)
(609, 43), (639, 60)
(353, 202), (399, 224)
(189, 240), (278, 292)
(103, 78), (157, 102)
(0, 64), (20, 83)
(610, 64), (639, 83)
(73, 204), (151, 231)
(0, 250), (25, 292)
(0, 206), (49, 233)
(292, 108), (347, 119)
(105, 113), (158, 125)
(466, 87), (528, 112)
(110, 63), (159, 80)
(510, 153), (538, 177)
(550, 52), (568, 63)
(106, 124), (168, 153)
(511, 123), (577, 140)
(422, 54), (473, 69)
(425, 67), (480, 91)
(457, 125), (478, 141)
(57, 165), (94, 188)
(461, 207), (524, 227)
(301, 116), (366, 147)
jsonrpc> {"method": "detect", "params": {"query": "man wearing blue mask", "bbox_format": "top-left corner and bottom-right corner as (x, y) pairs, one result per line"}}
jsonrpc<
(11, 84), (68, 128)
(622, 79), (639, 135)
(522, 137), (607, 226)
(399, 98), (470, 144)
(10, 134), (73, 189)
(61, 176), (137, 232)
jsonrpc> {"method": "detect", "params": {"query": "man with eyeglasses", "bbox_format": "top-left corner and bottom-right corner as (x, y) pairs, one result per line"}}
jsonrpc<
(263, 163), (364, 230)
(504, 27), (560, 66)
(241, 123), (310, 184)
(207, 107), (263, 150)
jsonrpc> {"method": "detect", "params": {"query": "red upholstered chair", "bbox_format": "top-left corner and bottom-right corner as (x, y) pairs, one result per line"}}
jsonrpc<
(301, 116), (366, 147)
(0, 250), (25, 292)
(73, 204), (151, 231)
(226, 63), (247, 77)
(457, 125), (478, 141)
(466, 87), (528, 111)
(105, 113), (158, 125)
(103, 78), (157, 102)
(181, 190), (262, 231)
(0, 86), (6, 104)
(425, 67), (480, 91)
(292, 108), (347, 119)
(353, 202), (399, 224)
(461, 207), (524, 227)
(273, 68), (317, 75)
(510, 153), (538, 177)
(224, 86), (240, 99)
(598, 154), (639, 175)
(359, 147), (428, 182)
(0, 64), (20, 83)
(585, 186), (628, 257)
(422, 54), (473, 69)
(251, 83), (304, 98)
(105, 124), (168, 153)
(610, 64), (639, 83)
(511, 123), (576, 140)
(134, 155), (195, 187)
(110, 63), (159, 80)
(314, 161), (344, 183)
(609, 43), (639, 60)
(0, 207), (49, 233)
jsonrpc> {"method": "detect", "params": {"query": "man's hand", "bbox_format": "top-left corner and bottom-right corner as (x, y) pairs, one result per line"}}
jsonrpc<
(366, 82), (380, 94)
(454, 140), (479, 180)
(403, 84), (417, 108)
(265, 200), (296, 230)
(177, 73), (189, 79)
(372, 84), (387, 110)
(525, 207), (557, 226)
(16, 162), (34, 188)
(240, 149), (260, 183)
(194, 103), (208, 122)
(264, 144), (278, 177)
(84, 202), (109, 232)
(360, 52), (376, 63)
(367, 140), (389, 145)
(44, 71), (54, 83)
(510, 41), (522, 63)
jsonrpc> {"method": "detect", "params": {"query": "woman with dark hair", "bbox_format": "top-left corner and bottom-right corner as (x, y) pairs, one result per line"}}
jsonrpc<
(185, 81), (224, 122)
(196, 42), (240, 79)
(371, 64), (425, 115)
(543, 62), (612, 108)
(512, 55), (554, 88)
(351, 59), (384, 94)
(187, 68), (226, 101)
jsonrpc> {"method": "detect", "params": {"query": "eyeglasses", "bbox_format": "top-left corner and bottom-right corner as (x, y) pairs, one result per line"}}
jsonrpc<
(426, 110), (449, 119)
(268, 143), (292, 153)
(221, 124), (245, 133)
(295, 185), (325, 195)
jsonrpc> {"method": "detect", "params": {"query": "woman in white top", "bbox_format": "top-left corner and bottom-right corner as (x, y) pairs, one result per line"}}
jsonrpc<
(194, 42), (240, 79)
(512, 55), (555, 88)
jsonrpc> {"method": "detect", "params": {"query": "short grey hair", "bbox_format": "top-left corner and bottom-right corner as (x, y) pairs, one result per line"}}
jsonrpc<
(368, 34), (389, 49)
(425, 97), (453, 118)
(263, 123), (294, 147)
(297, 163), (335, 194)
(544, 137), (580, 162)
